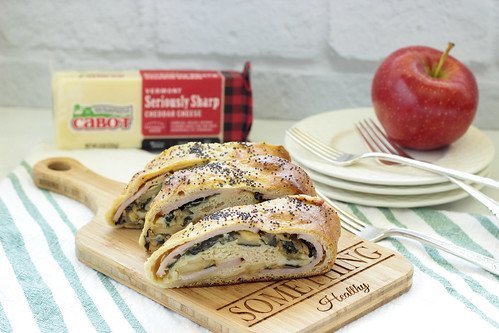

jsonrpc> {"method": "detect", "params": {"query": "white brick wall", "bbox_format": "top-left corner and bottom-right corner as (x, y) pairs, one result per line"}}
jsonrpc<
(0, 0), (498, 129)
(328, 0), (495, 63)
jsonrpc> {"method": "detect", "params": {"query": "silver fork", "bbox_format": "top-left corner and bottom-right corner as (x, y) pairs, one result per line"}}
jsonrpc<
(317, 190), (499, 275)
(356, 119), (499, 220)
(286, 127), (499, 189)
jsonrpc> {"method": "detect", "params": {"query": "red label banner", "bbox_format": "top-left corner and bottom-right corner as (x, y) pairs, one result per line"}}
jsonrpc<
(140, 70), (224, 139)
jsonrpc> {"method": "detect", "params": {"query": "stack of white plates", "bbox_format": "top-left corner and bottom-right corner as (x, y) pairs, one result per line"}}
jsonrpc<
(284, 108), (495, 208)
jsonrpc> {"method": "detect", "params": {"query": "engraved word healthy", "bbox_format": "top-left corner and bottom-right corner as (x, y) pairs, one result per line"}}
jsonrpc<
(317, 282), (370, 312)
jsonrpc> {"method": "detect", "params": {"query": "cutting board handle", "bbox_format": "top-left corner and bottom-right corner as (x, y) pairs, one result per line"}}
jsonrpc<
(33, 157), (124, 216)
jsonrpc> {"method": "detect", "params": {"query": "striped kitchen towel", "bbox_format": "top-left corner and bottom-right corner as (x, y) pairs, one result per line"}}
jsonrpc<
(0, 151), (497, 332)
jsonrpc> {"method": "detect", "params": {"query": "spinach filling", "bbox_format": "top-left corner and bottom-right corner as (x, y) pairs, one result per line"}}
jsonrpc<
(165, 231), (317, 271)
(144, 195), (218, 250)
(188, 235), (224, 255)
(117, 183), (162, 226)
(161, 195), (214, 228)
(146, 192), (267, 251)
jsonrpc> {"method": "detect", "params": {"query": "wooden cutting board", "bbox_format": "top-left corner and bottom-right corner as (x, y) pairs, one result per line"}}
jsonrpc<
(33, 157), (413, 332)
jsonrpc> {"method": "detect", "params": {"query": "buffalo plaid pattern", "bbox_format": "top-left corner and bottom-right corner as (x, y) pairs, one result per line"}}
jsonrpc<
(222, 62), (253, 142)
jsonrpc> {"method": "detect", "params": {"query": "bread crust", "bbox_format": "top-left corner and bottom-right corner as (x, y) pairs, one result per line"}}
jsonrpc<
(105, 142), (291, 227)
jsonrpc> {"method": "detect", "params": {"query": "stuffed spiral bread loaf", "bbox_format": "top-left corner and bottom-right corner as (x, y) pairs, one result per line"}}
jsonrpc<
(106, 142), (290, 229)
(139, 155), (316, 251)
(144, 195), (340, 288)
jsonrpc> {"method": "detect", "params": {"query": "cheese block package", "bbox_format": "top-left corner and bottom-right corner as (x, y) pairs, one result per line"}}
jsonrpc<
(52, 63), (252, 150)
(106, 141), (291, 229)
(144, 195), (341, 288)
(139, 155), (316, 252)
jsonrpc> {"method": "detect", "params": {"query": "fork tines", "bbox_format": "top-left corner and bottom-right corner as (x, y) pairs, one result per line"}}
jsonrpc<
(316, 190), (368, 233)
(287, 127), (342, 157)
(356, 119), (411, 158)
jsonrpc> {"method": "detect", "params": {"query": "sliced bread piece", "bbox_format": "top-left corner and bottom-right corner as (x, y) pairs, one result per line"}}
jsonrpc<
(144, 195), (340, 288)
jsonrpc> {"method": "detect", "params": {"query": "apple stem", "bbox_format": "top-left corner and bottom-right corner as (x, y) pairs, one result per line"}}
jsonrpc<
(433, 42), (455, 78)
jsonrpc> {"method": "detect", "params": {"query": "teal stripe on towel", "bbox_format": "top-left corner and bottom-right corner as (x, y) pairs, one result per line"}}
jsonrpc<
(347, 204), (499, 329)
(412, 208), (494, 258)
(424, 247), (499, 308)
(380, 208), (499, 309)
(413, 208), (499, 282)
(0, 197), (68, 333)
(0, 300), (13, 333)
(96, 274), (147, 333)
(21, 161), (147, 333)
(20, 162), (77, 235)
(470, 213), (499, 240)
(8, 174), (111, 333)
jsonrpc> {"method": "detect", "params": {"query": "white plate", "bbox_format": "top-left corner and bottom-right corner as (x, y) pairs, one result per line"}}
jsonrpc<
(285, 108), (495, 186)
(297, 162), (492, 195)
(315, 179), (488, 208)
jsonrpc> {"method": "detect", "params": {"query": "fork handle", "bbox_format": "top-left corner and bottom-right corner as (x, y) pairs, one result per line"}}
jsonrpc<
(364, 152), (499, 190)
(385, 227), (499, 275)
(446, 177), (499, 220)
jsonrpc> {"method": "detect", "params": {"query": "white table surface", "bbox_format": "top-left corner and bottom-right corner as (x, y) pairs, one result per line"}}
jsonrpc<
(1, 106), (498, 215)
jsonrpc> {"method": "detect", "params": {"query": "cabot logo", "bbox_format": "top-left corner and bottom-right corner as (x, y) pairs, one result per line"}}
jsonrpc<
(71, 104), (133, 130)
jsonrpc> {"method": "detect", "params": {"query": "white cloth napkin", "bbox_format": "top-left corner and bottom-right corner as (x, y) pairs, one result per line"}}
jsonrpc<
(0, 144), (497, 332)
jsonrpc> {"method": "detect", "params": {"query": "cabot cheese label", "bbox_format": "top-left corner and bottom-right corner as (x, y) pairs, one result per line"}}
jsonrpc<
(52, 63), (251, 150)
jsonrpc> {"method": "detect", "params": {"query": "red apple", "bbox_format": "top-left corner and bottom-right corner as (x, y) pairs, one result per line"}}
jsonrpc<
(371, 43), (478, 150)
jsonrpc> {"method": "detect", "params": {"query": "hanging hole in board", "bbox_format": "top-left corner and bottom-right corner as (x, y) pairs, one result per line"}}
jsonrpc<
(48, 161), (71, 171)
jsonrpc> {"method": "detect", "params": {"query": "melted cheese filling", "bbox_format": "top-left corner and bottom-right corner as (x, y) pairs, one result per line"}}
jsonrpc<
(145, 190), (260, 251)
(159, 231), (315, 282)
